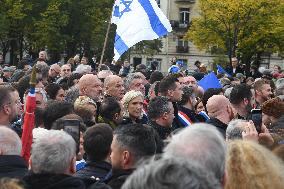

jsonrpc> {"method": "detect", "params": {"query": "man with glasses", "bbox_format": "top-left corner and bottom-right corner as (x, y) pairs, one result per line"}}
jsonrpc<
(48, 64), (61, 83)
(0, 85), (22, 129)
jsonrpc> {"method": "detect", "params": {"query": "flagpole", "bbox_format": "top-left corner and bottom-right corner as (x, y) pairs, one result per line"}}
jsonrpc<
(98, 17), (112, 72)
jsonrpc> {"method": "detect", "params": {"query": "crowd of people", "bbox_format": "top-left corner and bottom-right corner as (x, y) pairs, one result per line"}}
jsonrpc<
(0, 51), (284, 189)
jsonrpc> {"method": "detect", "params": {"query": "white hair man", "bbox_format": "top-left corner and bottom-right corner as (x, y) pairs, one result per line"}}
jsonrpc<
(226, 119), (247, 141)
(23, 130), (85, 188)
(0, 127), (28, 178)
(122, 158), (221, 189)
(164, 124), (226, 187)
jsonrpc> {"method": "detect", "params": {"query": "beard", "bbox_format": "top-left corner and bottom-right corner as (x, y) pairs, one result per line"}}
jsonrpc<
(245, 103), (253, 118)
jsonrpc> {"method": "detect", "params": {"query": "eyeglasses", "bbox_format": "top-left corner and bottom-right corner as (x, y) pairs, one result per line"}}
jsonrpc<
(51, 69), (60, 75)
(62, 69), (71, 72)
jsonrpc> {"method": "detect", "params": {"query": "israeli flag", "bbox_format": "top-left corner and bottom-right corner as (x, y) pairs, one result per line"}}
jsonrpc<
(112, 0), (172, 61)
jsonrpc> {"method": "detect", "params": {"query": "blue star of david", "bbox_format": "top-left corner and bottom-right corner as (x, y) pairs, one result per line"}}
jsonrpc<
(113, 0), (133, 18)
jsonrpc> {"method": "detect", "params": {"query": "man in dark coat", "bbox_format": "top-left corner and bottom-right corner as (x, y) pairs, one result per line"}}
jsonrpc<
(76, 125), (113, 184)
(106, 124), (156, 189)
(23, 130), (86, 189)
(206, 95), (235, 138)
(0, 127), (28, 179)
(225, 57), (244, 77)
(147, 96), (174, 140)
(159, 75), (184, 130)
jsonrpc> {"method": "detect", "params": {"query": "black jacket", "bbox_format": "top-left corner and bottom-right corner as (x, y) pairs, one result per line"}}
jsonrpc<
(148, 120), (170, 153)
(178, 106), (206, 124)
(172, 102), (183, 130)
(75, 161), (112, 182)
(206, 118), (228, 138)
(120, 116), (147, 125)
(225, 66), (244, 77)
(148, 120), (171, 140)
(106, 169), (134, 189)
(23, 173), (86, 189)
(0, 155), (28, 179)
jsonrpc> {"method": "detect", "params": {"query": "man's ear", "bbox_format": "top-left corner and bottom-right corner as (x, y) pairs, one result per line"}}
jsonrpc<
(113, 113), (119, 121)
(255, 89), (260, 96)
(122, 150), (130, 169)
(29, 157), (32, 170)
(2, 104), (10, 115)
(69, 156), (76, 175)
(243, 98), (249, 105)
(167, 90), (173, 98)
(81, 87), (87, 95)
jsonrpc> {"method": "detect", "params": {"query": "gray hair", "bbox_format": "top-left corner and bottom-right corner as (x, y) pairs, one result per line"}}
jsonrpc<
(0, 127), (21, 155)
(124, 73), (143, 91)
(122, 158), (221, 189)
(164, 123), (226, 182)
(74, 64), (92, 75)
(226, 119), (246, 140)
(275, 82), (284, 96)
(65, 86), (80, 104)
(31, 130), (76, 174)
(147, 96), (170, 120)
(224, 87), (233, 99)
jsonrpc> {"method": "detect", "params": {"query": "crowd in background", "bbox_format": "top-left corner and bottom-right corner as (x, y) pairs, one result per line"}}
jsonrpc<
(0, 51), (283, 189)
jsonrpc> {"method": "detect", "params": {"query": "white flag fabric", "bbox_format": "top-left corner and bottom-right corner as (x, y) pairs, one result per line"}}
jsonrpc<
(112, 0), (172, 61)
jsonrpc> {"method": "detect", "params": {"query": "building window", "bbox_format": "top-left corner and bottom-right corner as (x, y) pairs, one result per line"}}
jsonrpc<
(177, 37), (189, 53)
(178, 37), (188, 47)
(156, 0), (160, 7)
(179, 8), (190, 24)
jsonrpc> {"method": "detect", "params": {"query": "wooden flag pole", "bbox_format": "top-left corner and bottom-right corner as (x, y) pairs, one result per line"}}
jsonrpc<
(98, 18), (112, 72)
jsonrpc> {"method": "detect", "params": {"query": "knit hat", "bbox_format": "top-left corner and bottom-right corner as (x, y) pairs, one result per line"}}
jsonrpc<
(262, 97), (284, 118)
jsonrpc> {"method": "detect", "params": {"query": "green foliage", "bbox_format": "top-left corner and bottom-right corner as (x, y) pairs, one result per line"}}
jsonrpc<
(0, 0), (114, 64)
(133, 39), (163, 56)
(186, 0), (284, 65)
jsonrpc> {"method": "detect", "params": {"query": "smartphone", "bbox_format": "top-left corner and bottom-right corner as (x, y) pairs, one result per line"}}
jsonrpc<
(251, 109), (262, 133)
(63, 119), (80, 151)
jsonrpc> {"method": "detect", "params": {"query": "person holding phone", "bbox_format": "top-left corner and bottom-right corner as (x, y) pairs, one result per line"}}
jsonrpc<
(51, 114), (87, 171)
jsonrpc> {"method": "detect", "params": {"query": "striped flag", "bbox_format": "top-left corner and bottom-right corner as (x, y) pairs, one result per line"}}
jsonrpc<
(112, 0), (172, 60)
(178, 111), (193, 127)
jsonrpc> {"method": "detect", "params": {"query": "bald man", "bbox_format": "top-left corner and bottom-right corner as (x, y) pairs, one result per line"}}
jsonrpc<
(104, 75), (125, 100)
(78, 74), (103, 102)
(48, 64), (61, 82)
(206, 95), (235, 138)
(0, 127), (28, 178)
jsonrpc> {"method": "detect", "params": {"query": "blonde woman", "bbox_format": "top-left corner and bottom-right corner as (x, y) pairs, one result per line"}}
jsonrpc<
(225, 140), (284, 189)
(121, 90), (146, 125)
